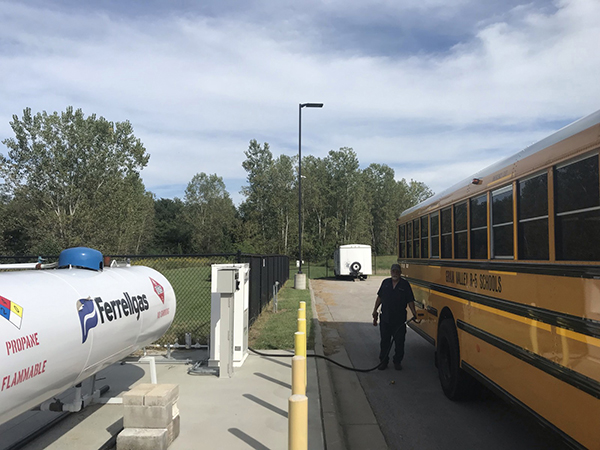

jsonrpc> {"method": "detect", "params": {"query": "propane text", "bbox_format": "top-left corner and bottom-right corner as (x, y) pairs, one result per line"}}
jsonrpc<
(5, 332), (39, 356)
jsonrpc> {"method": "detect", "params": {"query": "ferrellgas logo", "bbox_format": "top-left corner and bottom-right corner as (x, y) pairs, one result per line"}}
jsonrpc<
(77, 298), (98, 344)
(150, 278), (165, 303)
(76, 292), (150, 344)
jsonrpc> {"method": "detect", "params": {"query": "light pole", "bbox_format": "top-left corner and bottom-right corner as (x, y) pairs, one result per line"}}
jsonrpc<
(295, 102), (323, 290)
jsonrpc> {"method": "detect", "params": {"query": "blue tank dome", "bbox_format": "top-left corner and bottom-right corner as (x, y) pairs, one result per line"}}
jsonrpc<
(58, 247), (104, 271)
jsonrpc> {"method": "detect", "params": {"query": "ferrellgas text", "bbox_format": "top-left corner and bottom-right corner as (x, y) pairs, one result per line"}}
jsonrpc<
(94, 293), (149, 322)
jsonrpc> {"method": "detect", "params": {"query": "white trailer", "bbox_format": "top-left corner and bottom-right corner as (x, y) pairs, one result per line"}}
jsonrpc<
(333, 244), (372, 280)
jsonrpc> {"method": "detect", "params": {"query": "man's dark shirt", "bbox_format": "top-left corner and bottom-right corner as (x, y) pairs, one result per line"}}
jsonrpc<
(377, 277), (415, 324)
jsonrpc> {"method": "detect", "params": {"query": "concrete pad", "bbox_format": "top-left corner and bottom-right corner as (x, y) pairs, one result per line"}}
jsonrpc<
(122, 384), (155, 406)
(4, 348), (324, 450)
(167, 413), (180, 445)
(117, 428), (168, 450)
(144, 384), (179, 407)
(123, 403), (173, 429)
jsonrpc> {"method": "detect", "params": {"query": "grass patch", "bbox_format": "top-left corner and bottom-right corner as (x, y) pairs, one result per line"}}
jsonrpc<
(372, 255), (398, 274)
(249, 279), (314, 350)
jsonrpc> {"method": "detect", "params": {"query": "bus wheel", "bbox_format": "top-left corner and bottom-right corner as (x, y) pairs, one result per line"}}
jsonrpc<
(436, 319), (476, 400)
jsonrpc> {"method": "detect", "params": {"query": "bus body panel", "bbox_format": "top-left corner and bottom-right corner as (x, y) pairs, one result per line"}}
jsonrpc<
(403, 262), (600, 448)
(461, 331), (600, 450)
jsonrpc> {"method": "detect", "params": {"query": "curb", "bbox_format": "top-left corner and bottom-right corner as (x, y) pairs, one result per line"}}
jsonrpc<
(309, 279), (388, 450)
(309, 280), (346, 450)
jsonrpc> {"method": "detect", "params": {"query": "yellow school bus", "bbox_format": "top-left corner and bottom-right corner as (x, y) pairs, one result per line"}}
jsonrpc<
(398, 109), (600, 449)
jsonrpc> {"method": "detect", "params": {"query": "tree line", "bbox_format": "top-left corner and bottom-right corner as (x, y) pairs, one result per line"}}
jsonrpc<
(0, 107), (432, 259)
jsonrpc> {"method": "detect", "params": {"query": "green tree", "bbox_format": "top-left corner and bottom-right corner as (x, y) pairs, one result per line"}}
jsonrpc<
(271, 154), (296, 255)
(184, 173), (237, 253)
(0, 106), (153, 254)
(323, 147), (370, 246)
(301, 155), (329, 259)
(239, 140), (276, 253)
(152, 198), (192, 254)
(363, 163), (399, 254)
(396, 179), (434, 214)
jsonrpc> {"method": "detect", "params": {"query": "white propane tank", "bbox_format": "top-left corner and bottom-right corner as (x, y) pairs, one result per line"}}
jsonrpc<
(0, 247), (176, 425)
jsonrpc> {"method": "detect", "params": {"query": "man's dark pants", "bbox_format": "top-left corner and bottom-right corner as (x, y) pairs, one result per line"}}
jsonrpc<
(379, 320), (407, 365)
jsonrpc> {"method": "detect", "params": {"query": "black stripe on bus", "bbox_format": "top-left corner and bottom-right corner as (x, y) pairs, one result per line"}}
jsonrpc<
(461, 362), (585, 450)
(408, 321), (436, 346)
(403, 258), (600, 280)
(426, 305), (438, 317)
(405, 277), (600, 340)
(458, 320), (600, 400)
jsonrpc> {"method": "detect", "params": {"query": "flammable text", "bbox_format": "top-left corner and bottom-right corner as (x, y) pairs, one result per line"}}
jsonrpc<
(1, 360), (47, 391)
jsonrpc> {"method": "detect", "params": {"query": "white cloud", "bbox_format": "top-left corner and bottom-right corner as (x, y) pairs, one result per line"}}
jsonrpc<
(0, 0), (599, 203)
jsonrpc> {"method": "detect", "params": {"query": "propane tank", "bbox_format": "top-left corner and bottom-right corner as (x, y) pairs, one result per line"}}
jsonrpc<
(0, 247), (176, 425)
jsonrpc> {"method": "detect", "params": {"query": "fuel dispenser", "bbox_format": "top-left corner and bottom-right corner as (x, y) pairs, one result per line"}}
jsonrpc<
(208, 264), (250, 377)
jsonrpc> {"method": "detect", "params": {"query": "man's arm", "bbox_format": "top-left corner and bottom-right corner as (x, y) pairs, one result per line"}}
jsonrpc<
(372, 296), (382, 325)
(405, 281), (419, 322)
(408, 301), (418, 322)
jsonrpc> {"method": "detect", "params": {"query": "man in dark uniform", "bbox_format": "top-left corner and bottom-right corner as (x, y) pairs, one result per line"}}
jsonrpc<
(372, 264), (418, 370)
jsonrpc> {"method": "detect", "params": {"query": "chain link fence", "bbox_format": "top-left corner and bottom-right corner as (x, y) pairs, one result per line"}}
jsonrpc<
(0, 252), (289, 347)
(289, 254), (399, 279)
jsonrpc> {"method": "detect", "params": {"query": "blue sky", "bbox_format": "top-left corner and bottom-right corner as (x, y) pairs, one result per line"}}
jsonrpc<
(1, 0), (599, 205)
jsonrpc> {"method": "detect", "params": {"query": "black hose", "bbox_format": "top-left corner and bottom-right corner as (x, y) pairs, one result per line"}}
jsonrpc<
(249, 318), (414, 373)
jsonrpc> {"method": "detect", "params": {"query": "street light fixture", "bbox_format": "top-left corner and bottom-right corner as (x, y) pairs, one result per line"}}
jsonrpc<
(296, 102), (323, 290)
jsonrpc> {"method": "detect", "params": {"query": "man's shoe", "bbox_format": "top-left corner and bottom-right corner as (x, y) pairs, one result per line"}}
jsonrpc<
(378, 361), (388, 370)
(394, 363), (402, 371)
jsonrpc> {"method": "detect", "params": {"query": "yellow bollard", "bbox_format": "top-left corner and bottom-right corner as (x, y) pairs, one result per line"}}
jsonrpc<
(298, 308), (306, 320)
(288, 394), (308, 450)
(294, 331), (306, 357)
(291, 356), (306, 396)
(299, 301), (306, 311)
(294, 331), (307, 388)
(297, 317), (306, 334)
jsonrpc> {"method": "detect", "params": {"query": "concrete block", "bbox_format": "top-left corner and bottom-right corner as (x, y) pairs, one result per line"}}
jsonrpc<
(124, 403), (173, 429)
(117, 428), (168, 450)
(123, 384), (156, 406)
(167, 413), (180, 445)
(145, 384), (179, 407)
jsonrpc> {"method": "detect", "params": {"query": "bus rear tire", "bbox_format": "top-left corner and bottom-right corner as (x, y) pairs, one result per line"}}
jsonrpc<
(436, 319), (478, 400)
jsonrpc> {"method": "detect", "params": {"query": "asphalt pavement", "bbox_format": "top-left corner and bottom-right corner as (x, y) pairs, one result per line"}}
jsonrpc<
(311, 276), (570, 450)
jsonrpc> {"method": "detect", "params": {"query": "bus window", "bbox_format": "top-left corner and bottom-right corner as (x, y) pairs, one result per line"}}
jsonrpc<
(441, 207), (452, 258)
(399, 224), (406, 258)
(470, 194), (488, 259)
(555, 154), (600, 260)
(518, 173), (549, 260)
(413, 218), (420, 258)
(431, 212), (440, 258)
(454, 202), (467, 259)
(421, 216), (429, 258)
(492, 185), (514, 258)
(407, 221), (413, 258)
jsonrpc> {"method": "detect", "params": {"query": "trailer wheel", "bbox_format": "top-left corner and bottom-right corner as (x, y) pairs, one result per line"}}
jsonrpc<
(350, 262), (361, 273)
(436, 319), (478, 400)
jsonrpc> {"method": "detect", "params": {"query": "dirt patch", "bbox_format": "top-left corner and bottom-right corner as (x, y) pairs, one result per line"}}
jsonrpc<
(310, 280), (337, 307)
(315, 302), (329, 321)
(319, 322), (343, 356)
